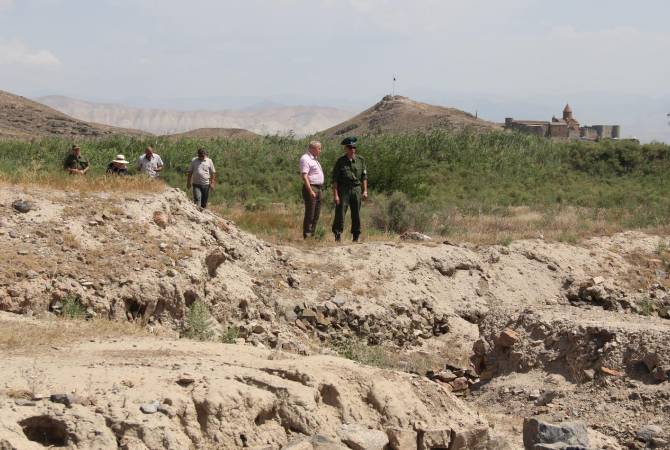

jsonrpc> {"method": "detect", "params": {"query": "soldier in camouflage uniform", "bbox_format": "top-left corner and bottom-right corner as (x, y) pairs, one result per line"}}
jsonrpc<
(331, 137), (368, 242)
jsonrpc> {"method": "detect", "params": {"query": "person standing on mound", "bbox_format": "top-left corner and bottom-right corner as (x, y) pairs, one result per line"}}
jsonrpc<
(331, 137), (368, 242)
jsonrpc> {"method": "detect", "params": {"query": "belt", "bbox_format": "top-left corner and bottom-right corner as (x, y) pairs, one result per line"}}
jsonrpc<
(309, 184), (323, 188)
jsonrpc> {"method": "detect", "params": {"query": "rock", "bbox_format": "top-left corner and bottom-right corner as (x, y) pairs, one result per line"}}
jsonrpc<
(14, 399), (35, 407)
(449, 426), (490, 450)
(12, 200), (32, 213)
(386, 428), (416, 450)
(522, 418), (589, 449)
(338, 424), (389, 450)
(176, 374), (195, 387)
(400, 231), (432, 241)
(153, 211), (168, 229)
(419, 428), (452, 449)
(433, 369), (458, 383)
(288, 274), (300, 288)
(497, 328), (520, 348)
(592, 276), (605, 285)
(284, 439), (314, 450)
(449, 377), (469, 391)
(581, 369), (595, 381)
(600, 367), (625, 377)
(332, 295), (347, 307)
(312, 434), (350, 450)
(49, 393), (73, 407)
(140, 401), (160, 414)
(642, 353), (660, 372)
(652, 366), (669, 382)
(205, 249), (227, 277)
(636, 425), (663, 443)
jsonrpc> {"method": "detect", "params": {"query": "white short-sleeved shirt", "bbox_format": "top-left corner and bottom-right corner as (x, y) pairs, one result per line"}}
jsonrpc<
(188, 157), (216, 185)
(137, 154), (164, 178)
(299, 152), (324, 185)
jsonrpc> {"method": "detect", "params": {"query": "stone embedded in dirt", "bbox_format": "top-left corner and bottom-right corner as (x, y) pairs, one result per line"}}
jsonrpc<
(497, 328), (520, 348)
(450, 377), (469, 391)
(337, 423), (389, 450)
(636, 424), (663, 443)
(652, 366), (669, 382)
(591, 276), (605, 285)
(11, 200), (32, 213)
(386, 428), (416, 450)
(140, 401), (160, 414)
(176, 375), (195, 387)
(152, 211), (168, 229)
(433, 369), (458, 383)
(522, 418), (590, 450)
(14, 399), (35, 407)
(419, 428), (452, 449)
(288, 274), (300, 288)
(581, 369), (595, 381)
(400, 231), (432, 241)
(642, 353), (660, 372)
(204, 249), (227, 277)
(600, 367), (625, 377)
(332, 295), (347, 307)
(49, 393), (73, 407)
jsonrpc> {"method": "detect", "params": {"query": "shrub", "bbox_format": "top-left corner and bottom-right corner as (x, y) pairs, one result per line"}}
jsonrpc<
(370, 191), (429, 234)
(62, 295), (86, 319)
(184, 300), (214, 341)
(222, 326), (240, 344)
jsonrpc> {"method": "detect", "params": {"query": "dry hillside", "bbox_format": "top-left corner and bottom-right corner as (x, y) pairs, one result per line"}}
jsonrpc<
(320, 95), (501, 138)
(0, 90), (148, 139)
(166, 127), (260, 140)
(0, 184), (668, 449)
(38, 95), (353, 136)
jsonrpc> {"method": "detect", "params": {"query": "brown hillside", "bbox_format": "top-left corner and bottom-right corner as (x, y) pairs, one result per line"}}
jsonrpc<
(166, 127), (260, 140)
(320, 95), (501, 138)
(0, 90), (149, 139)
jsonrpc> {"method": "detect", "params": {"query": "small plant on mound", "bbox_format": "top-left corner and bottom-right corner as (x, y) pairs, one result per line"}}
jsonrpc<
(184, 300), (214, 341)
(637, 297), (655, 316)
(62, 295), (86, 319)
(221, 326), (240, 344)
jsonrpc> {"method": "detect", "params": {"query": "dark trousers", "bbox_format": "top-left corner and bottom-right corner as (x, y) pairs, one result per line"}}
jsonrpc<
(302, 185), (322, 238)
(332, 186), (362, 237)
(192, 184), (210, 208)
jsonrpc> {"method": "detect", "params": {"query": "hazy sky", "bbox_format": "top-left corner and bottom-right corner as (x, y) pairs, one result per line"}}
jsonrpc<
(1, 0), (669, 138)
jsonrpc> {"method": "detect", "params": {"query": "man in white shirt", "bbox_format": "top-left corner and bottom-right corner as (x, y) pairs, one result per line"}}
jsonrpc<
(299, 141), (324, 239)
(137, 146), (164, 178)
(186, 148), (217, 209)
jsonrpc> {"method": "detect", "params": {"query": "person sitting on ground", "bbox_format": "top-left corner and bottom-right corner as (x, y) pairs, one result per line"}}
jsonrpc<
(63, 145), (90, 175)
(106, 154), (130, 175)
(186, 148), (216, 209)
(137, 146), (163, 178)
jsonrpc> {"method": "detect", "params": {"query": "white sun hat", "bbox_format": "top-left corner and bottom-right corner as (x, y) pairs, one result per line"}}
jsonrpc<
(112, 154), (129, 165)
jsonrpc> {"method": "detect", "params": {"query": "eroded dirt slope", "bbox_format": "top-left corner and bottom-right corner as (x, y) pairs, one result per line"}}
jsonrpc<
(0, 185), (668, 449)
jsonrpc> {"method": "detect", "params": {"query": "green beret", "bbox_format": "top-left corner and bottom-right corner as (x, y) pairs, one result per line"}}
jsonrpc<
(341, 136), (357, 147)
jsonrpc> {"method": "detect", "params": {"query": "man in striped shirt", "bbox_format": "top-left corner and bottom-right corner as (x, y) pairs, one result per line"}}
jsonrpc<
(299, 141), (324, 239)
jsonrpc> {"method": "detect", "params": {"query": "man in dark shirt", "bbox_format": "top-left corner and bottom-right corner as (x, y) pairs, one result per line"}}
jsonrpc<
(63, 145), (89, 175)
(331, 137), (368, 242)
(106, 154), (130, 175)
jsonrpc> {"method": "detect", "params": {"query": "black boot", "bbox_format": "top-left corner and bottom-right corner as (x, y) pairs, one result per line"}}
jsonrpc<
(334, 232), (341, 242)
(353, 234), (360, 242)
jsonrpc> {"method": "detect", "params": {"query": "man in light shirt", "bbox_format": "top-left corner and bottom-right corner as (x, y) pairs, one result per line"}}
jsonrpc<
(299, 141), (324, 239)
(187, 148), (216, 209)
(137, 146), (164, 178)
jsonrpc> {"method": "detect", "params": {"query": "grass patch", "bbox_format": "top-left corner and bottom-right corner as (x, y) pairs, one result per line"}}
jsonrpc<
(2, 132), (670, 244)
(221, 326), (240, 344)
(333, 338), (443, 375)
(62, 295), (86, 319)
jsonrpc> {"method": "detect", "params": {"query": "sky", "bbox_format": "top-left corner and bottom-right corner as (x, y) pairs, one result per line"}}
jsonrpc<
(0, 0), (669, 139)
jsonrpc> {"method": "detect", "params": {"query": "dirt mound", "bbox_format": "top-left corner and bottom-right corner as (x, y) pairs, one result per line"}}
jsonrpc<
(319, 95), (501, 138)
(0, 185), (668, 448)
(0, 90), (149, 139)
(166, 127), (260, 140)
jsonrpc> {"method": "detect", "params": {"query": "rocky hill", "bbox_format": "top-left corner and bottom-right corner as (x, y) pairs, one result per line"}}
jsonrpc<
(0, 90), (148, 139)
(38, 95), (353, 137)
(0, 184), (668, 449)
(320, 96), (501, 138)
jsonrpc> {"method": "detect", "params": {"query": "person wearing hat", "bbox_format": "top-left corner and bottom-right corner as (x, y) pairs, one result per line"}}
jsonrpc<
(106, 154), (130, 175)
(186, 148), (216, 209)
(331, 136), (368, 242)
(63, 145), (90, 175)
